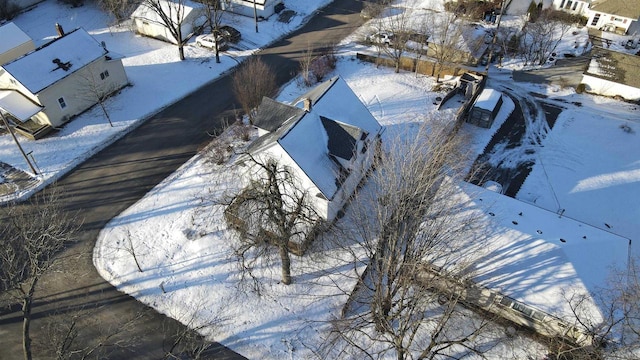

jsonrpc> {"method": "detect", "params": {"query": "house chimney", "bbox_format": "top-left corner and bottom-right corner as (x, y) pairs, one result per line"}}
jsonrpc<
(55, 23), (65, 37)
(303, 98), (312, 112)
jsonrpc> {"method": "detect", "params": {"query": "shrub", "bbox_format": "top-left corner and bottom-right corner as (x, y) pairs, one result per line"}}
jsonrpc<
(575, 83), (586, 94)
(0, 0), (19, 20)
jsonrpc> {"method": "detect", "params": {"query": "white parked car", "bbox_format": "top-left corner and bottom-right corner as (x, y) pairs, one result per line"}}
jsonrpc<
(366, 32), (395, 46)
(195, 34), (228, 51)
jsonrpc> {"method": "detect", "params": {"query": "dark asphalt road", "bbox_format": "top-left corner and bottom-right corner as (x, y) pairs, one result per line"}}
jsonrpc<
(0, 1), (366, 358)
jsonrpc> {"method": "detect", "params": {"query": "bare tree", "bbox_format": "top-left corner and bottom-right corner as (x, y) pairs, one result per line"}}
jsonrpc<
(201, 0), (229, 64)
(538, 258), (640, 360)
(140, 0), (193, 60)
(424, 10), (467, 81)
(37, 306), (148, 360)
(0, 189), (79, 360)
(371, 4), (413, 73)
(232, 57), (277, 124)
(322, 121), (499, 359)
(222, 153), (322, 286)
(97, 0), (136, 24)
(518, 9), (572, 66)
(75, 61), (128, 127)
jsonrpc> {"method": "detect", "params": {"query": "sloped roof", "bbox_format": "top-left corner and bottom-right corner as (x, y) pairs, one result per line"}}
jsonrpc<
(0, 90), (43, 122)
(131, 0), (204, 24)
(250, 76), (382, 199)
(2, 28), (107, 94)
(320, 116), (363, 161)
(0, 22), (32, 56)
(585, 48), (640, 89)
(590, 0), (640, 20)
(254, 96), (305, 133)
(452, 182), (630, 322)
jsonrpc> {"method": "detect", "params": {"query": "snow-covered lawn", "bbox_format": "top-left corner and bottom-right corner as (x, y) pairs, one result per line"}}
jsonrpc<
(4, 0), (640, 357)
(0, 0), (332, 202)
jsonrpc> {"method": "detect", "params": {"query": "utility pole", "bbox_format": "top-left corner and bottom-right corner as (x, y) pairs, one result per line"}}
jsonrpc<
(0, 112), (38, 175)
(485, 0), (507, 75)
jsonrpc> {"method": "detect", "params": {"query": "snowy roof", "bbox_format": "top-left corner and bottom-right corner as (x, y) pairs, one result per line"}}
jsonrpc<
(458, 183), (630, 321)
(473, 88), (502, 111)
(250, 76), (382, 199)
(0, 90), (43, 122)
(585, 48), (640, 88)
(590, 0), (640, 20)
(131, 0), (204, 24)
(0, 22), (32, 56)
(1, 28), (108, 94)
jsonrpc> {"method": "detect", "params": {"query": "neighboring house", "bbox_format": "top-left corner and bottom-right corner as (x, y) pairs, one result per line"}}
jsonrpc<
(222, 0), (282, 19)
(0, 22), (34, 65)
(503, 0), (553, 15)
(439, 182), (631, 345)
(131, 0), (206, 44)
(552, 0), (591, 16)
(586, 0), (640, 34)
(580, 48), (640, 101)
(246, 76), (383, 222)
(467, 88), (503, 128)
(0, 28), (129, 138)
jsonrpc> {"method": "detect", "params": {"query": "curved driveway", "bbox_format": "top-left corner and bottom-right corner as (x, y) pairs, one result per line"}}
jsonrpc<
(0, 1), (366, 358)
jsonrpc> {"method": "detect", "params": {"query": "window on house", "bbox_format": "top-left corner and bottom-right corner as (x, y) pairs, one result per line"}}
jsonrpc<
(613, 17), (622, 22)
(566, 0), (572, 9)
(571, 2), (577, 10)
(559, 0), (565, 9)
(591, 13), (600, 26)
(58, 97), (67, 109)
(99, 70), (110, 80)
(9, 78), (16, 85)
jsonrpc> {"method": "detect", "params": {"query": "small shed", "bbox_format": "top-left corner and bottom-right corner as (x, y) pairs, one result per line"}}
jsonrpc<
(0, 22), (35, 66)
(131, 0), (206, 44)
(467, 88), (502, 128)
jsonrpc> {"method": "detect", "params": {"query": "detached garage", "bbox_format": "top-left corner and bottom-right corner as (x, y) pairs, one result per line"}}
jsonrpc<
(467, 88), (503, 128)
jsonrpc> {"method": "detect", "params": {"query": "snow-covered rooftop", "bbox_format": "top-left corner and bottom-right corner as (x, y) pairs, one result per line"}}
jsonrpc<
(0, 22), (32, 56)
(0, 90), (43, 122)
(473, 88), (502, 111)
(1, 28), (107, 94)
(459, 182), (631, 321)
(131, 0), (203, 24)
(275, 77), (382, 199)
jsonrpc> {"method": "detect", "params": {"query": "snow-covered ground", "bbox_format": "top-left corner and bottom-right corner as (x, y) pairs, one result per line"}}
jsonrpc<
(3, 0), (640, 357)
(0, 0), (332, 202)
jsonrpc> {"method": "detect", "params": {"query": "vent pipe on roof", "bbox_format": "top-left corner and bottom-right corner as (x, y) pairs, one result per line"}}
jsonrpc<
(55, 23), (65, 37)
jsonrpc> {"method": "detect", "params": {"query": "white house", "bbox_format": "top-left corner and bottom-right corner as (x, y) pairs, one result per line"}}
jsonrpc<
(131, 0), (206, 44)
(246, 76), (383, 223)
(586, 0), (640, 34)
(503, 0), (553, 15)
(222, 0), (282, 19)
(439, 181), (631, 344)
(552, 0), (591, 16)
(580, 48), (640, 101)
(0, 22), (35, 65)
(0, 28), (129, 138)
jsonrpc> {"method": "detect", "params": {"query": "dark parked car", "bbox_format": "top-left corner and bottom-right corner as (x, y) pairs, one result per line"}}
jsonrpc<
(217, 25), (241, 43)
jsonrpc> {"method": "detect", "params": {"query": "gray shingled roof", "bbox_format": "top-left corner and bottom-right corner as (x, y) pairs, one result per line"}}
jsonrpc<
(320, 116), (364, 161)
(590, 0), (640, 20)
(253, 96), (305, 133)
(586, 48), (640, 89)
(292, 76), (338, 108)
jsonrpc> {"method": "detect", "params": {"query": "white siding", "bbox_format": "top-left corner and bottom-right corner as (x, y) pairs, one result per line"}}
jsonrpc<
(581, 74), (640, 101)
